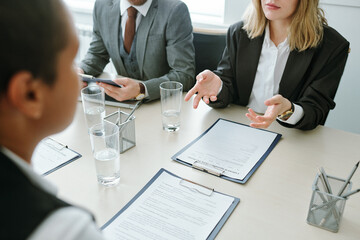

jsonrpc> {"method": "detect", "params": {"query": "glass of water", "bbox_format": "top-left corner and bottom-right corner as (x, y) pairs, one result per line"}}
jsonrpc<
(81, 85), (106, 132)
(89, 121), (120, 187)
(160, 82), (183, 132)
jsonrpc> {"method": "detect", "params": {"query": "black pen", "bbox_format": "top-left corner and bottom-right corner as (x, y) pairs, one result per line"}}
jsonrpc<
(118, 100), (142, 132)
(338, 161), (359, 196)
(319, 167), (333, 194)
(342, 188), (360, 198)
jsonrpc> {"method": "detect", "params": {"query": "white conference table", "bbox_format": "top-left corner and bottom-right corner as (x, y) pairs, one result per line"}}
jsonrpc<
(46, 96), (360, 239)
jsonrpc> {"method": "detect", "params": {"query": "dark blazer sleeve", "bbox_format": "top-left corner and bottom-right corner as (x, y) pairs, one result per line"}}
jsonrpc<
(209, 22), (264, 108)
(278, 26), (350, 130)
(208, 24), (239, 108)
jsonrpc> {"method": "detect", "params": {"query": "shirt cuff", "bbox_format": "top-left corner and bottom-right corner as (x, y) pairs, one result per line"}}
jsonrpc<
(141, 82), (149, 98)
(277, 103), (304, 125)
(217, 80), (223, 96)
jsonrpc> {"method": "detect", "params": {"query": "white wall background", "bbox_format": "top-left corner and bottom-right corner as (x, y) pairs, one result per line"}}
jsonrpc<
(318, 1), (360, 134)
(66, 0), (360, 134)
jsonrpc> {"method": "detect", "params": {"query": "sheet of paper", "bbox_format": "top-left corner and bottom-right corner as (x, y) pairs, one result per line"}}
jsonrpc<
(32, 138), (79, 175)
(177, 119), (278, 180)
(103, 171), (234, 240)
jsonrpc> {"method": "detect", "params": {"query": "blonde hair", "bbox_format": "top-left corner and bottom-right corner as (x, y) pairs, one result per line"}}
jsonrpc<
(242, 0), (328, 51)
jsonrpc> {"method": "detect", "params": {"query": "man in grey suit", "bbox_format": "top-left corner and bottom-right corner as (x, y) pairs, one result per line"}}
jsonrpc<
(79, 0), (195, 102)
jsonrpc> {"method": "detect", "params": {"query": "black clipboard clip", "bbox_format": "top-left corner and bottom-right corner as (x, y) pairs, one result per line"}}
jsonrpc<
(192, 160), (225, 177)
(179, 178), (214, 196)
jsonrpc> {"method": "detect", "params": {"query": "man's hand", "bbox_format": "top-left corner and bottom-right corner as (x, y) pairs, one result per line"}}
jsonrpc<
(77, 68), (88, 88)
(97, 77), (140, 102)
(184, 70), (222, 109)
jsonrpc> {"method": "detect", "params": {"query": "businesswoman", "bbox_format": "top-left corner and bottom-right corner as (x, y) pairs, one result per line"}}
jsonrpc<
(185, 0), (349, 130)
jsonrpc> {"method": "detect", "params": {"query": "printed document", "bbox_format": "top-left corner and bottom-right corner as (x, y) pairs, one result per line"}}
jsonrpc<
(103, 171), (235, 240)
(32, 138), (79, 175)
(176, 119), (279, 180)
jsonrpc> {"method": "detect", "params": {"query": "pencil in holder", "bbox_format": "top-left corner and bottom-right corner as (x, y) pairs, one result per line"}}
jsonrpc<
(104, 110), (136, 153)
(306, 173), (352, 232)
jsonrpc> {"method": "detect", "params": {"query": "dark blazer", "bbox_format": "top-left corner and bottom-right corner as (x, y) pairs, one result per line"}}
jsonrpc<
(211, 21), (349, 130)
(0, 151), (70, 238)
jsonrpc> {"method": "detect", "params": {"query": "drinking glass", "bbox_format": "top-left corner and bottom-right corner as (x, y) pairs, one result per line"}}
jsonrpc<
(89, 121), (120, 186)
(81, 85), (105, 132)
(160, 82), (183, 132)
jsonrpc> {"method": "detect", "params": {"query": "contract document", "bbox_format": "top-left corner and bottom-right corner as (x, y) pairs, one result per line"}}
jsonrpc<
(102, 169), (239, 240)
(32, 138), (81, 176)
(172, 118), (281, 183)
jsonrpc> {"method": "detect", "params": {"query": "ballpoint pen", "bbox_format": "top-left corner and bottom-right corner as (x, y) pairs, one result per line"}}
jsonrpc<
(318, 168), (340, 224)
(342, 188), (360, 198)
(118, 100), (142, 132)
(124, 100), (142, 123)
(317, 189), (360, 228)
(310, 189), (360, 212)
(337, 161), (359, 196)
(319, 167), (333, 195)
(314, 186), (328, 205)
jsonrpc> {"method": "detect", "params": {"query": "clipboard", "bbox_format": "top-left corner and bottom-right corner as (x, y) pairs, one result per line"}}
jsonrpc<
(32, 138), (82, 176)
(101, 168), (240, 240)
(172, 118), (282, 184)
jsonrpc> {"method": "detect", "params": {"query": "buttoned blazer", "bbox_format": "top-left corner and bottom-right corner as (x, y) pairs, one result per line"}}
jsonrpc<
(80, 0), (195, 101)
(211, 21), (349, 130)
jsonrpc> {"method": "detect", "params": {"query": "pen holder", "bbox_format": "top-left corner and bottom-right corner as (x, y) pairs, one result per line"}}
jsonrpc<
(306, 173), (352, 233)
(104, 110), (136, 153)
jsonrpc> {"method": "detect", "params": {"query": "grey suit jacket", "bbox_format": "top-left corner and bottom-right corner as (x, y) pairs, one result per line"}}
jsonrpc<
(80, 0), (195, 101)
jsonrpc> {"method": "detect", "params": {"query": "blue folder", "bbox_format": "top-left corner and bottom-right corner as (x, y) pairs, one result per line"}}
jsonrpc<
(101, 168), (240, 240)
(172, 118), (282, 184)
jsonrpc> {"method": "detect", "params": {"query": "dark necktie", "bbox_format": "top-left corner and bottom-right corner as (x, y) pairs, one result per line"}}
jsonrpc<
(124, 7), (138, 54)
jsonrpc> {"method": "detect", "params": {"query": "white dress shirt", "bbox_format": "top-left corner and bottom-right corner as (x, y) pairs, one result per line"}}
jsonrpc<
(120, 0), (153, 97)
(120, 0), (153, 40)
(1, 147), (105, 240)
(247, 24), (304, 124)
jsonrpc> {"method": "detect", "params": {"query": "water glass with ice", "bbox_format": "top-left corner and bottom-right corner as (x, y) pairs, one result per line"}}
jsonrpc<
(160, 82), (183, 132)
(81, 85), (105, 132)
(89, 121), (120, 186)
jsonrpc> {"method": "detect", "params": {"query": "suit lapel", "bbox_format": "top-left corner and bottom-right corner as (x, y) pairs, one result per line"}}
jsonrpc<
(237, 33), (264, 105)
(136, 0), (158, 78)
(279, 48), (315, 99)
(108, 0), (127, 75)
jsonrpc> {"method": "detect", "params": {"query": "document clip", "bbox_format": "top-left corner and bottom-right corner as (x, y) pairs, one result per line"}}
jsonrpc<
(42, 138), (67, 151)
(192, 161), (224, 177)
(179, 178), (214, 196)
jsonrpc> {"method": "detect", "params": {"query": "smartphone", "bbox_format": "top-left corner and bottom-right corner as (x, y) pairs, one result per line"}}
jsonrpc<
(79, 73), (122, 88)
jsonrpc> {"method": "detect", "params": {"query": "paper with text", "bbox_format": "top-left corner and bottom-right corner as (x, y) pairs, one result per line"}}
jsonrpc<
(32, 138), (79, 175)
(177, 119), (279, 180)
(103, 171), (235, 240)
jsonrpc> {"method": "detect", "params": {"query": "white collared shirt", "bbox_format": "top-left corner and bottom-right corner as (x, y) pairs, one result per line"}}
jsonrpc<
(120, 0), (152, 97)
(1, 146), (104, 240)
(120, 0), (153, 40)
(247, 24), (304, 124)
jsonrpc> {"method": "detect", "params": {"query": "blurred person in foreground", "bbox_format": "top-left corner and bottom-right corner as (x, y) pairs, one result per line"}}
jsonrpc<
(0, 0), (106, 239)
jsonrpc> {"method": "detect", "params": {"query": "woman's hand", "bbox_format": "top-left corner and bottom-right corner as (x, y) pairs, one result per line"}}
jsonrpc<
(184, 70), (222, 109)
(246, 94), (292, 129)
(97, 77), (140, 102)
